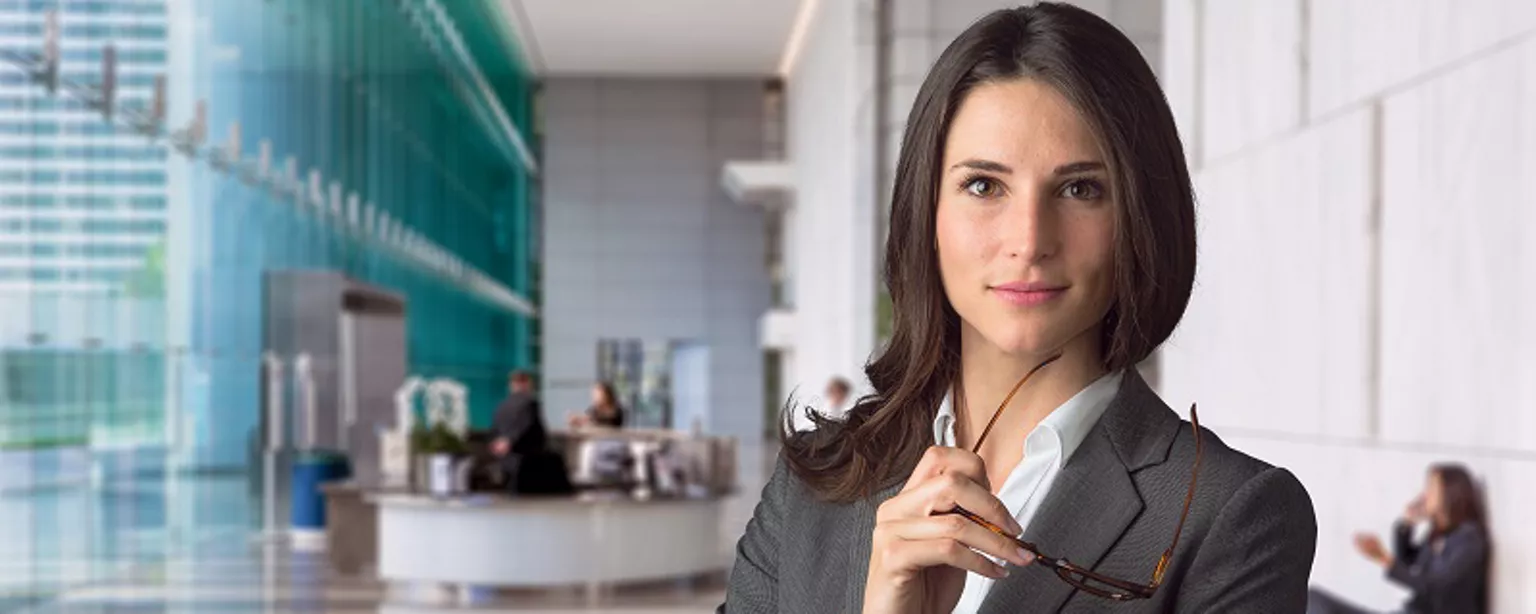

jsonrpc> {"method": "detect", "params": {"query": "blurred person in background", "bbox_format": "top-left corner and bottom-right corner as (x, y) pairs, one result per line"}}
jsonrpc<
(568, 381), (626, 429)
(722, 4), (1315, 613)
(824, 376), (853, 414)
(491, 371), (549, 486)
(1308, 463), (1491, 614)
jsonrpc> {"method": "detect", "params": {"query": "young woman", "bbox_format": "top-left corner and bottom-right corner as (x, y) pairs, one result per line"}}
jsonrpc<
(569, 381), (626, 429)
(1308, 464), (1492, 614)
(722, 4), (1316, 613)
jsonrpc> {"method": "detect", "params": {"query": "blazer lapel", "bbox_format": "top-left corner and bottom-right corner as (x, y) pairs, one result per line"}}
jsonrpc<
(977, 369), (1180, 614)
(977, 426), (1142, 613)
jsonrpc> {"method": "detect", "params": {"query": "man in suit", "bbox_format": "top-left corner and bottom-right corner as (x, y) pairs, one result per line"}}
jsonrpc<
(491, 371), (573, 494)
(490, 370), (547, 488)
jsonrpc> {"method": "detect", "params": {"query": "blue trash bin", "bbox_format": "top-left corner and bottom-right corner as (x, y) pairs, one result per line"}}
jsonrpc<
(291, 450), (350, 537)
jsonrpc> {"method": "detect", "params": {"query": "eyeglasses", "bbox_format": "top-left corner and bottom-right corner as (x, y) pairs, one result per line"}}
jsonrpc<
(947, 357), (1203, 601)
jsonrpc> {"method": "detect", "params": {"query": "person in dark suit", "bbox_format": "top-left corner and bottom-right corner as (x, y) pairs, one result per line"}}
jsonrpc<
(490, 370), (564, 493)
(722, 5), (1316, 613)
(1308, 463), (1492, 614)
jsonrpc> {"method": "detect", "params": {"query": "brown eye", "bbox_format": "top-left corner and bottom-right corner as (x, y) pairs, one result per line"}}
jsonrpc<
(964, 177), (1000, 198)
(1059, 178), (1106, 201)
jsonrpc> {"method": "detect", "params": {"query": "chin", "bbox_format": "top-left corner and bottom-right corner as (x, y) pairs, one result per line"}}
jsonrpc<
(981, 325), (1072, 359)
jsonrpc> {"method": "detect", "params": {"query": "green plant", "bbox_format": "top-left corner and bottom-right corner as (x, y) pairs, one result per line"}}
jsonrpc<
(410, 421), (467, 456)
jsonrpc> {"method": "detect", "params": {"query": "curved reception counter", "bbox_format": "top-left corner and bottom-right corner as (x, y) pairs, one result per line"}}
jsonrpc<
(372, 491), (727, 592)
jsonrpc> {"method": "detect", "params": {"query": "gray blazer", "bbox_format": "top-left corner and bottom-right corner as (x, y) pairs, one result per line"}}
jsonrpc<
(722, 369), (1317, 613)
(1389, 519), (1489, 614)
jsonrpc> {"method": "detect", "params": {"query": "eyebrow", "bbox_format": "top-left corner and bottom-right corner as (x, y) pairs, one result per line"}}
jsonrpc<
(947, 158), (1107, 176)
(1054, 161), (1106, 175)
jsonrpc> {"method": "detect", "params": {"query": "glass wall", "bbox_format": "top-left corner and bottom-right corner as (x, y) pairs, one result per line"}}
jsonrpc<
(0, 0), (537, 598)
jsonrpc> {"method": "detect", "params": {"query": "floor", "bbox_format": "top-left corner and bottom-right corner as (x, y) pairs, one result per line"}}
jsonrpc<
(0, 444), (773, 614)
(7, 545), (728, 613)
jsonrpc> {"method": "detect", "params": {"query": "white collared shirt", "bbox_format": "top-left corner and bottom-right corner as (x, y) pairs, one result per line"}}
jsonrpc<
(936, 370), (1124, 614)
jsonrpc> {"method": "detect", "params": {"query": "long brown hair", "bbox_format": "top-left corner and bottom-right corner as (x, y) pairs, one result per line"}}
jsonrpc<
(1432, 463), (1488, 536)
(1429, 463), (1491, 610)
(780, 3), (1197, 502)
(593, 381), (619, 409)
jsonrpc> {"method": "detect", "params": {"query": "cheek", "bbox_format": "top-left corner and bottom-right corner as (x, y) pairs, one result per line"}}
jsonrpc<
(1065, 212), (1118, 295)
(934, 201), (991, 285)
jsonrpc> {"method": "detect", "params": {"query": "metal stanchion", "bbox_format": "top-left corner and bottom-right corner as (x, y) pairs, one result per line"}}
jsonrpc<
(252, 352), (287, 545)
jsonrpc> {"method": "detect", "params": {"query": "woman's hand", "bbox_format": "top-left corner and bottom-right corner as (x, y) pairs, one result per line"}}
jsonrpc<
(863, 447), (1034, 614)
(1353, 532), (1391, 568)
(1401, 496), (1426, 524)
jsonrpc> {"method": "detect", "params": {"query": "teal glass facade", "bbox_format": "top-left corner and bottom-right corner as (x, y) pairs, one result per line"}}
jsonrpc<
(0, 0), (539, 472)
(175, 0), (540, 468)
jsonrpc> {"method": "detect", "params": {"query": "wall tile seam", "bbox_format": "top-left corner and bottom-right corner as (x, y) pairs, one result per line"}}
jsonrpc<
(1221, 427), (1536, 463)
(1201, 27), (1536, 170)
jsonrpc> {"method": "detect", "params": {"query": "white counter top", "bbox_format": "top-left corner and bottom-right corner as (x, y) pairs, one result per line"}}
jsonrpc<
(374, 487), (727, 589)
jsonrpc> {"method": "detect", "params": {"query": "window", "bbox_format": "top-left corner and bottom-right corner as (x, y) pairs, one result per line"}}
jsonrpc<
(0, 24), (43, 36)
(62, 24), (167, 39)
(0, 145), (166, 161)
(62, 48), (167, 63)
(0, 169), (167, 185)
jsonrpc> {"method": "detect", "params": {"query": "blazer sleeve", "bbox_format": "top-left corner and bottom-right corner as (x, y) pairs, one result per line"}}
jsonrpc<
(719, 456), (792, 614)
(1385, 526), (1487, 597)
(1391, 520), (1421, 565)
(1176, 467), (1318, 613)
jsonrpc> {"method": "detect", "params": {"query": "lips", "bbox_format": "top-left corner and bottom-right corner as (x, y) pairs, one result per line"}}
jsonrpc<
(990, 281), (1068, 307)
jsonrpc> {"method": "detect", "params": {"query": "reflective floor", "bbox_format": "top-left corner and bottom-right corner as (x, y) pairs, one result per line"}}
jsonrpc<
(0, 445), (766, 613)
(6, 547), (726, 613)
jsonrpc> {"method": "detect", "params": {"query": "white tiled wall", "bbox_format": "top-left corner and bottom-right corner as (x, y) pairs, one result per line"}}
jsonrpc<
(1308, 0), (1536, 120)
(1160, 108), (1375, 440)
(1198, 0), (1303, 163)
(1378, 38), (1536, 454)
(1163, 1), (1536, 610)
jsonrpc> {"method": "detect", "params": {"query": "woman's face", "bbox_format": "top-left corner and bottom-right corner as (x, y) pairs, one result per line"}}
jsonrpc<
(1424, 472), (1446, 526)
(936, 78), (1117, 361)
(590, 385), (607, 406)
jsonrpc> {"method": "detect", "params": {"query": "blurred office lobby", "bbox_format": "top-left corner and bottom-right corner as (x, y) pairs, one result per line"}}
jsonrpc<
(2, 0), (1533, 612)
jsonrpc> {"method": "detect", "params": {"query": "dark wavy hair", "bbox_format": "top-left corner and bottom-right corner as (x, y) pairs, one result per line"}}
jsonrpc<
(593, 381), (619, 408)
(1429, 463), (1492, 609)
(780, 3), (1197, 503)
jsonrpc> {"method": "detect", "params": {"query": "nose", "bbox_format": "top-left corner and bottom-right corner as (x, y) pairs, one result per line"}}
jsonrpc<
(1001, 189), (1060, 263)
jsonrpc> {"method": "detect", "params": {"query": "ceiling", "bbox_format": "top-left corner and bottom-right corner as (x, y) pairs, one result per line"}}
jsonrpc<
(498, 0), (803, 77)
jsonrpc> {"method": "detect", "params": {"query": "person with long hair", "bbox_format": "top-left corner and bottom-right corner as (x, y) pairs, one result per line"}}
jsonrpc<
(721, 4), (1315, 613)
(1308, 464), (1492, 614)
(569, 381), (626, 429)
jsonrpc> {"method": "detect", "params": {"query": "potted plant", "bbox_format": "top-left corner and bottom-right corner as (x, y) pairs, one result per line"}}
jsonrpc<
(409, 421), (467, 495)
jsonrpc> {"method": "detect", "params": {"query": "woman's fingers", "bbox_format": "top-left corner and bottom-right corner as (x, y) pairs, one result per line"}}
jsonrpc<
(879, 535), (1011, 580)
(882, 468), (1022, 537)
(904, 446), (990, 493)
(880, 515), (1034, 568)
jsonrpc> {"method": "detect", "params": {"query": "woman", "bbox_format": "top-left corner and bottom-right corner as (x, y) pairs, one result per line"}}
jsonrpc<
(569, 381), (626, 429)
(1308, 464), (1491, 614)
(722, 5), (1316, 613)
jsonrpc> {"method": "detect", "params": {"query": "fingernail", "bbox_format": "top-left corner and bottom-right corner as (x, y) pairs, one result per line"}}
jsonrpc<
(1018, 549), (1035, 565)
(997, 565), (1011, 578)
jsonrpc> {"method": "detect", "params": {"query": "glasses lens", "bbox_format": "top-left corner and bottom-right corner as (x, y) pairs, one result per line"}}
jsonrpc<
(1056, 567), (1150, 601)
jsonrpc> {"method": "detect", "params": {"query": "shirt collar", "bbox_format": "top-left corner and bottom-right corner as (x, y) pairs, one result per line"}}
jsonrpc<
(933, 370), (1125, 464)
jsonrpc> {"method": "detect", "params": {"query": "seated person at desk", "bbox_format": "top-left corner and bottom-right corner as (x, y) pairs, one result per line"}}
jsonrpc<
(1308, 463), (1491, 614)
(491, 370), (571, 494)
(567, 381), (626, 429)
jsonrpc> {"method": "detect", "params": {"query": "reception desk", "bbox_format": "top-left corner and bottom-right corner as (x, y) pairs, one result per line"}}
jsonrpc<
(372, 490), (727, 593)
